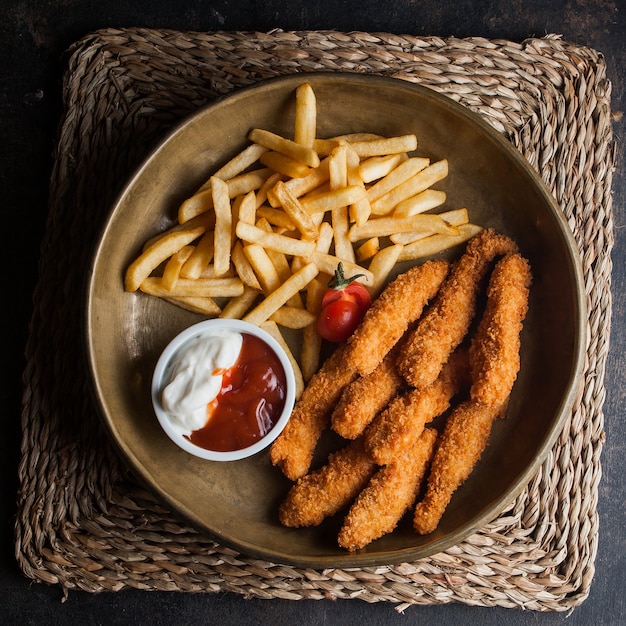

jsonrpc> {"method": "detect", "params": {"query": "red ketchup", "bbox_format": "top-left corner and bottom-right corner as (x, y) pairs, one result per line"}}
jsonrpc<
(186, 333), (287, 452)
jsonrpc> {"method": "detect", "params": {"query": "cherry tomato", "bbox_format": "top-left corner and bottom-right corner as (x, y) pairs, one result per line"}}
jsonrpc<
(316, 263), (372, 343)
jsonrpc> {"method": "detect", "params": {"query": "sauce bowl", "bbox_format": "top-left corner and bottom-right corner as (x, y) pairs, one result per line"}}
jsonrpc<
(151, 319), (296, 461)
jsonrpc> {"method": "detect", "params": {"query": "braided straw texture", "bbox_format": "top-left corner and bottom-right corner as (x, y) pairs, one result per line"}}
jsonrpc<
(16, 29), (613, 611)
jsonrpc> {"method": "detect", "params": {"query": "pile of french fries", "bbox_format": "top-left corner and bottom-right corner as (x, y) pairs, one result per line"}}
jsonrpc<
(124, 83), (481, 394)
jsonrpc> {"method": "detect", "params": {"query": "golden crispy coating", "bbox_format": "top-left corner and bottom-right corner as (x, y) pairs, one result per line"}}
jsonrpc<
(338, 428), (438, 551)
(331, 344), (405, 440)
(278, 439), (377, 527)
(470, 253), (531, 408)
(413, 400), (504, 535)
(365, 348), (470, 465)
(343, 259), (450, 376)
(397, 229), (517, 390)
(270, 346), (357, 481)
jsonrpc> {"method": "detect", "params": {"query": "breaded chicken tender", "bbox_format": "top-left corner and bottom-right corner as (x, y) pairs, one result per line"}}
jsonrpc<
(470, 253), (531, 408)
(338, 428), (438, 551)
(278, 439), (376, 527)
(343, 259), (450, 376)
(413, 400), (505, 535)
(331, 344), (405, 440)
(397, 229), (517, 389)
(270, 346), (357, 480)
(365, 347), (470, 465)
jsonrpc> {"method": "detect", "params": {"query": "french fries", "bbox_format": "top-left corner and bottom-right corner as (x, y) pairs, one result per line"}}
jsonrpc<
(124, 82), (481, 384)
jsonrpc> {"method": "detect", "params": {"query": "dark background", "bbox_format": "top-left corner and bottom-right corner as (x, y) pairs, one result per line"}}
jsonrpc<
(2, 1), (624, 624)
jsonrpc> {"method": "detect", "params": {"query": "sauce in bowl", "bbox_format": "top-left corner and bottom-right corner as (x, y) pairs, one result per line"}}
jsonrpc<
(187, 333), (287, 452)
(152, 319), (295, 461)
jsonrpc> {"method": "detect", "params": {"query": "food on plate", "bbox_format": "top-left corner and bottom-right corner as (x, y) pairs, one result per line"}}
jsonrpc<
(124, 83), (479, 388)
(363, 347), (470, 466)
(412, 400), (505, 535)
(316, 263), (372, 343)
(123, 83), (533, 548)
(469, 253), (532, 408)
(269, 345), (357, 481)
(342, 259), (450, 376)
(412, 252), (531, 534)
(396, 228), (518, 390)
(330, 344), (404, 440)
(279, 439), (376, 527)
(157, 328), (288, 452)
(276, 230), (531, 550)
(338, 428), (438, 551)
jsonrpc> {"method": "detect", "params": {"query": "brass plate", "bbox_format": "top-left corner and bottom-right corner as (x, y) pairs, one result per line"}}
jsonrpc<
(86, 73), (586, 567)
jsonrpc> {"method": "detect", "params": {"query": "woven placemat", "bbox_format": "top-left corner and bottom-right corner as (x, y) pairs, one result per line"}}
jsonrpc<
(16, 29), (614, 611)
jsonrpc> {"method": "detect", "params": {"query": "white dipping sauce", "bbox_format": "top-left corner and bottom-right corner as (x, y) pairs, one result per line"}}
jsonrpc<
(161, 329), (243, 433)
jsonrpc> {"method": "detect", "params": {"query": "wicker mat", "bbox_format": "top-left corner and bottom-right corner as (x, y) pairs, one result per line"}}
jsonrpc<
(16, 29), (614, 611)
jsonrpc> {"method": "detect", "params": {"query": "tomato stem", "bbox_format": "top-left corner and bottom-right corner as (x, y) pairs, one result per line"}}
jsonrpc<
(327, 262), (366, 291)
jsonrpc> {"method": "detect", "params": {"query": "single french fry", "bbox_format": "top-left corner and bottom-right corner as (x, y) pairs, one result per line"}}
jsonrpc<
(300, 185), (367, 215)
(249, 128), (320, 168)
(329, 144), (348, 189)
(367, 243), (404, 297)
(294, 83), (317, 148)
(231, 240), (262, 290)
(393, 189), (447, 218)
(211, 177), (232, 276)
(243, 263), (319, 326)
(143, 212), (215, 250)
(301, 278), (326, 381)
(140, 276), (244, 298)
(255, 171), (283, 208)
(198, 143), (269, 191)
(313, 133), (382, 156)
(390, 208), (469, 245)
(348, 134), (418, 158)
(243, 243), (281, 294)
(179, 231), (214, 279)
(367, 157), (431, 205)
(162, 296), (222, 316)
(256, 206), (296, 230)
(345, 144), (371, 226)
(349, 213), (459, 242)
(260, 321), (305, 399)
(125, 226), (206, 292)
(370, 159), (449, 215)
(310, 252), (374, 286)
(270, 306), (316, 329)
(358, 153), (406, 183)
(162, 245), (195, 290)
(397, 223), (483, 261)
(272, 180), (319, 240)
(316, 221), (335, 254)
(236, 221), (316, 258)
(220, 286), (260, 319)
(237, 190), (258, 225)
(356, 237), (380, 262)
(260, 151), (311, 179)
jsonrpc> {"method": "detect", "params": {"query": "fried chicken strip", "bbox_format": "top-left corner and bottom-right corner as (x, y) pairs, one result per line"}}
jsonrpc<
(413, 400), (504, 535)
(397, 229), (517, 389)
(343, 259), (450, 376)
(364, 347), (470, 465)
(331, 344), (405, 440)
(278, 439), (377, 527)
(270, 345), (357, 480)
(338, 428), (438, 551)
(469, 253), (532, 408)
